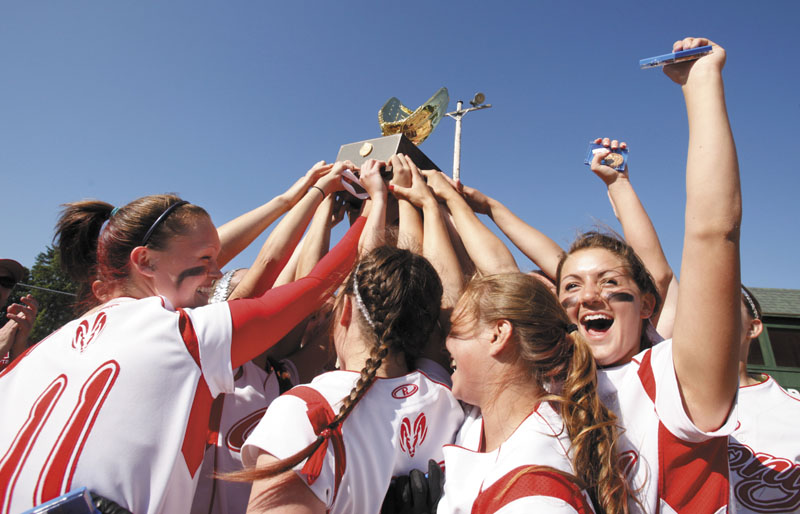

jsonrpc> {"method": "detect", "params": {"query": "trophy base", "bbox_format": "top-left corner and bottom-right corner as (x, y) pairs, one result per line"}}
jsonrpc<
(335, 134), (440, 172)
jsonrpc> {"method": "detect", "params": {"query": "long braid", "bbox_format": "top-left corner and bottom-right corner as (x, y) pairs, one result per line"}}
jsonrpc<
(226, 246), (442, 492)
(560, 330), (631, 513)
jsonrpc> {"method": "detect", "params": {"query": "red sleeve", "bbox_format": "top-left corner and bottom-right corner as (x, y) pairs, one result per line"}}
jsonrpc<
(228, 216), (365, 368)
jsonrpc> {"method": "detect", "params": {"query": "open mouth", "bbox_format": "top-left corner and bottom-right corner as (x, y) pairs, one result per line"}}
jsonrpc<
(581, 313), (614, 336)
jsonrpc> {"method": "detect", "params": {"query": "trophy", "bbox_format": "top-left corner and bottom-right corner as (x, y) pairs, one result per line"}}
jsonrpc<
(335, 87), (449, 190)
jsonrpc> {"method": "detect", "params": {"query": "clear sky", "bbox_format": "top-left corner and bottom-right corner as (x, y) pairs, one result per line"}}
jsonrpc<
(3, 1), (799, 288)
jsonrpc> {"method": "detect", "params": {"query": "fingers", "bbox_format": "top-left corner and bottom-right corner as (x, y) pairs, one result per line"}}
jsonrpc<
(19, 295), (38, 313)
(595, 137), (627, 151)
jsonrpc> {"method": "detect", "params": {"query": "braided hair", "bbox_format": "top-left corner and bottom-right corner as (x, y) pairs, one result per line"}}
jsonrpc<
(227, 246), (443, 488)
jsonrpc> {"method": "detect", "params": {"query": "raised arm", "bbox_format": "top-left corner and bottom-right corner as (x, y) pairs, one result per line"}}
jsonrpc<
(460, 184), (563, 279)
(228, 216), (366, 369)
(294, 194), (342, 280)
(216, 162), (333, 267)
(588, 138), (676, 332)
(357, 159), (389, 254)
(228, 162), (348, 300)
(391, 157), (464, 367)
(668, 38), (741, 431)
(390, 157), (464, 309)
(389, 154), (424, 251)
(423, 170), (518, 275)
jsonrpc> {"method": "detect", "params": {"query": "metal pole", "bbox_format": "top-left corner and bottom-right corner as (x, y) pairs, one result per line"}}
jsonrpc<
(446, 97), (491, 183)
(452, 100), (463, 183)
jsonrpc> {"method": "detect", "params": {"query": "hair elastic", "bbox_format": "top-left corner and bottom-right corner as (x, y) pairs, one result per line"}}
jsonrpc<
(351, 263), (377, 332)
(141, 200), (189, 246)
(99, 206), (118, 236)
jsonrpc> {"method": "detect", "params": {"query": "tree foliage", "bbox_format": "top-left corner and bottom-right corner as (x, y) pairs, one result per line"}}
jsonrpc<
(18, 246), (79, 342)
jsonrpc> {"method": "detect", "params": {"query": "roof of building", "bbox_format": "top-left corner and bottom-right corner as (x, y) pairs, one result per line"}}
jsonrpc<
(750, 287), (800, 318)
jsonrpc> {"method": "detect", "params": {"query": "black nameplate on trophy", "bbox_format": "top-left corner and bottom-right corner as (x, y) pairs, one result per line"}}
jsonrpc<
(335, 134), (440, 173)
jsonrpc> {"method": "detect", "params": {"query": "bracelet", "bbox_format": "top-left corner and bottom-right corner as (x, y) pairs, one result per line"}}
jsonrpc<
(309, 185), (325, 198)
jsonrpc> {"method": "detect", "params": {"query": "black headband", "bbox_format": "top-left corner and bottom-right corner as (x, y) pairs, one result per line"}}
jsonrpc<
(141, 201), (189, 247)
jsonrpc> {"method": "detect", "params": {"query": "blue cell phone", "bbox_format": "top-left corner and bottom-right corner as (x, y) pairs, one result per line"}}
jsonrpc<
(639, 45), (713, 69)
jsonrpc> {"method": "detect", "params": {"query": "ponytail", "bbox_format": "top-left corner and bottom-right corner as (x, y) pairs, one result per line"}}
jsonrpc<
(560, 329), (631, 513)
(55, 200), (115, 309)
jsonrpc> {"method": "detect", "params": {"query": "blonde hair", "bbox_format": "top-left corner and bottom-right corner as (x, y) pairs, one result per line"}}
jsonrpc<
(456, 273), (632, 513)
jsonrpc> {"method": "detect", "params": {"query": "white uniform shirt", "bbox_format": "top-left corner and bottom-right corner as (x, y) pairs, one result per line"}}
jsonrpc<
(437, 403), (595, 514)
(729, 375), (800, 513)
(242, 363), (464, 514)
(600, 339), (737, 514)
(0, 296), (234, 514)
(190, 359), (298, 514)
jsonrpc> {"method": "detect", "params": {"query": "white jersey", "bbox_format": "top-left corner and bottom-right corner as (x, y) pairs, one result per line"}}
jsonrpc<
(242, 363), (464, 514)
(729, 375), (800, 514)
(0, 296), (234, 514)
(600, 339), (737, 514)
(190, 359), (298, 514)
(437, 403), (595, 514)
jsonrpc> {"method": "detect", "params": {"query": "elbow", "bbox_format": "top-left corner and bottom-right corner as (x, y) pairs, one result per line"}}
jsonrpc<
(685, 213), (741, 245)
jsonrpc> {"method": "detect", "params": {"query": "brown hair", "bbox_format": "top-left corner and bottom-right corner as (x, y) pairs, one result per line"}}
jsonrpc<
(556, 231), (661, 352)
(55, 194), (208, 310)
(228, 246), (443, 486)
(456, 273), (632, 513)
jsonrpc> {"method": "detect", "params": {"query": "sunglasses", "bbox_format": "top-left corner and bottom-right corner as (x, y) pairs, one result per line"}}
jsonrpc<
(0, 277), (17, 289)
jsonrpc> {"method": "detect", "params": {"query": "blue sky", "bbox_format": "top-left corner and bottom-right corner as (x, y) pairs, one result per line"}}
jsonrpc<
(3, 1), (799, 288)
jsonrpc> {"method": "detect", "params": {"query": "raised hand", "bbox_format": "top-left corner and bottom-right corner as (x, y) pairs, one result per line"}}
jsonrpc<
(389, 159), (436, 209)
(420, 169), (460, 203)
(663, 37), (726, 86)
(359, 159), (389, 201)
(590, 137), (629, 186)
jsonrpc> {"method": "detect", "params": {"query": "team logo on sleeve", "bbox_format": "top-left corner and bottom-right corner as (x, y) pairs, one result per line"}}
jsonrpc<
(729, 442), (800, 512)
(72, 312), (107, 353)
(399, 413), (427, 457)
(392, 384), (419, 399)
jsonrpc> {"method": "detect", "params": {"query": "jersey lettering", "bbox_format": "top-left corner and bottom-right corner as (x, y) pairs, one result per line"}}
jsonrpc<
(391, 384), (418, 399)
(0, 362), (120, 510)
(729, 442), (800, 512)
(71, 312), (107, 353)
(619, 449), (638, 478)
(0, 376), (67, 513)
(35, 361), (120, 505)
(399, 413), (427, 457)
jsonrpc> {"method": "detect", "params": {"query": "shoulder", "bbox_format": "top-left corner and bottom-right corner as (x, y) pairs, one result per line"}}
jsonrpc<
(473, 467), (593, 514)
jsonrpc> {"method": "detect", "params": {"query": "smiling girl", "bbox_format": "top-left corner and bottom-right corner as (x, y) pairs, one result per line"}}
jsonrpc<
(0, 163), (374, 514)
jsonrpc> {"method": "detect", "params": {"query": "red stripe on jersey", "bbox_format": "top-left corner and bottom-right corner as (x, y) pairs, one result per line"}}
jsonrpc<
(178, 309), (201, 367)
(658, 422), (729, 513)
(34, 361), (120, 504)
(471, 467), (593, 514)
(182, 378), (214, 478)
(636, 348), (656, 403)
(285, 386), (346, 504)
(0, 375), (66, 513)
